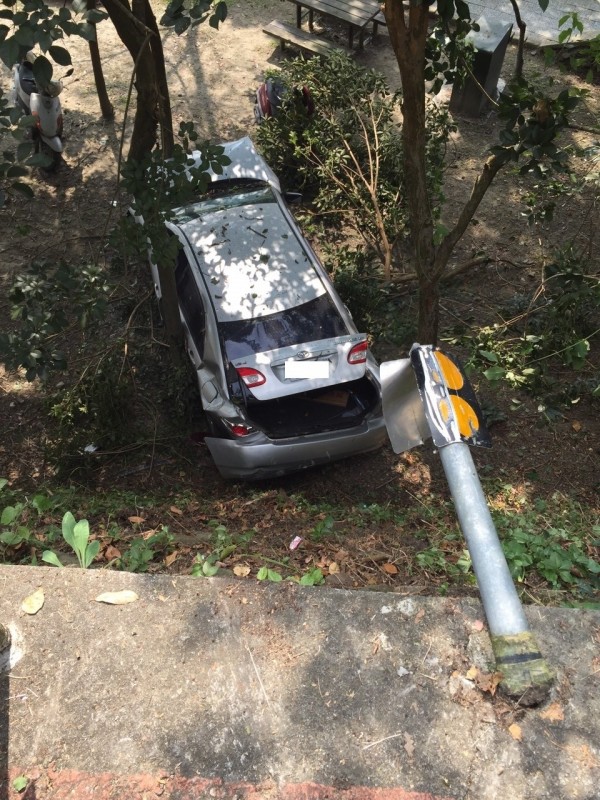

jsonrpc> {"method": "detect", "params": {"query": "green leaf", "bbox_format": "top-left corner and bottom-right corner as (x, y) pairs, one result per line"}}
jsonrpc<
(83, 538), (100, 568)
(48, 45), (72, 66)
(537, 0), (549, 11)
(32, 55), (53, 89)
(479, 349), (498, 363)
(267, 569), (282, 582)
(0, 478), (7, 491)
(42, 550), (64, 567)
(12, 776), (28, 793)
(257, 566), (268, 580)
(202, 561), (219, 576)
(85, 9), (107, 24)
(75, 22), (97, 41)
(61, 511), (77, 548)
(1, 505), (17, 525)
(26, 152), (53, 168)
(6, 164), (28, 178)
(483, 365), (505, 382)
(72, 518), (91, 567)
(0, 35), (20, 68)
(16, 141), (34, 161)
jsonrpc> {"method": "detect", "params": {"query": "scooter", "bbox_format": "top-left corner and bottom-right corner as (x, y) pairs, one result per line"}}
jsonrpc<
(254, 77), (314, 123)
(12, 55), (64, 170)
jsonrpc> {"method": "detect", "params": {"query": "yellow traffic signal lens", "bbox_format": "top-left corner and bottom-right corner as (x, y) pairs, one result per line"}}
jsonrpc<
(435, 352), (464, 391)
(451, 395), (480, 438)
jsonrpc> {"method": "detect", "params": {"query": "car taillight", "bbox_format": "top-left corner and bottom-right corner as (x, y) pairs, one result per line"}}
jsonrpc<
(347, 341), (368, 364)
(223, 419), (255, 438)
(230, 424), (253, 437)
(236, 367), (266, 387)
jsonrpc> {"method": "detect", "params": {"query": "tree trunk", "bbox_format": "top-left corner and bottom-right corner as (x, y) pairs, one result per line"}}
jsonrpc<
(157, 261), (184, 365)
(384, 1), (438, 343)
(417, 276), (440, 345)
(102, 0), (160, 160)
(102, 0), (183, 355)
(87, 1), (114, 119)
(508, 0), (527, 80)
(141, 0), (175, 157)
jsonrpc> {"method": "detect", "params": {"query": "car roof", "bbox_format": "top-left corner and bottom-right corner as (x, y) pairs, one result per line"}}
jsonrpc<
(189, 136), (281, 192)
(178, 195), (327, 323)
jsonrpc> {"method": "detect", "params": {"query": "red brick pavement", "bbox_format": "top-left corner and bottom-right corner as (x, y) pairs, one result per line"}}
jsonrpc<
(6, 767), (453, 800)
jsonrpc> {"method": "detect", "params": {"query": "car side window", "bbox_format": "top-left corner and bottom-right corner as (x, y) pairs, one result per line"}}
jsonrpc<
(175, 249), (206, 358)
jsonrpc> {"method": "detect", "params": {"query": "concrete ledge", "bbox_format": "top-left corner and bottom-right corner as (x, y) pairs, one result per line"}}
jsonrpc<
(1, 566), (599, 799)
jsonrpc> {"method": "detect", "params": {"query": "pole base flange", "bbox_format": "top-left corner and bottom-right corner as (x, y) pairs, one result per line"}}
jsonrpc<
(492, 632), (554, 706)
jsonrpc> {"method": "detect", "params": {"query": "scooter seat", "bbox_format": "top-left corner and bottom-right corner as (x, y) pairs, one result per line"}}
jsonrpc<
(18, 62), (37, 96)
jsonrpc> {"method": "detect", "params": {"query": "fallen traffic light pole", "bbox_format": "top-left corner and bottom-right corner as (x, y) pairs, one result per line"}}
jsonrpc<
(381, 344), (554, 705)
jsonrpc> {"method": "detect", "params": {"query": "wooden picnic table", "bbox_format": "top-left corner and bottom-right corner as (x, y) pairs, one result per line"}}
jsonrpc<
(286, 0), (382, 50)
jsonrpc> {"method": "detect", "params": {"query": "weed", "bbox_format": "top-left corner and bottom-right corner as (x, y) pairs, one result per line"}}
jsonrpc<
(459, 243), (599, 404)
(495, 509), (600, 596)
(42, 512), (100, 568)
(191, 552), (220, 577)
(256, 566), (283, 582)
(119, 526), (174, 573)
(309, 515), (335, 542)
(297, 567), (325, 586)
(1, 481), (58, 564)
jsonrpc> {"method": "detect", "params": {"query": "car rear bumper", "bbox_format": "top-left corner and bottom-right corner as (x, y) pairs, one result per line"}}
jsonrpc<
(204, 415), (388, 480)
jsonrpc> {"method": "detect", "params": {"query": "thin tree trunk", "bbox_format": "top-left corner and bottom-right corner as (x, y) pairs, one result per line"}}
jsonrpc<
(141, 0), (175, 157)
(102, 0), (159, 159)
(385, 0), (438, 343)
(508, 0), (527, 79)
(87, 0), (114, 119)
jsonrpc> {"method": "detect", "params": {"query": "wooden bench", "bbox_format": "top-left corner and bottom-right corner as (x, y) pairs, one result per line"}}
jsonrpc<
(372, 10), (387, 36)
(263, 19), (346, 58)
(288, 0), (380, 49)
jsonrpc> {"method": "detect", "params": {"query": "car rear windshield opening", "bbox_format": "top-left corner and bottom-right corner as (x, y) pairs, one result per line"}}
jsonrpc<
(220, 293), (348, 360)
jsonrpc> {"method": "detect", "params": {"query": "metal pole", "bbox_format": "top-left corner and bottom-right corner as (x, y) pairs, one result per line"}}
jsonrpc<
(438, 442), (528, 635)
(438, 441), (554, 704)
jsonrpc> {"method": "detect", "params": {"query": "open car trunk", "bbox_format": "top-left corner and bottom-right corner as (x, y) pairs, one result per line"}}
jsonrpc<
(244, 376), (380, 439)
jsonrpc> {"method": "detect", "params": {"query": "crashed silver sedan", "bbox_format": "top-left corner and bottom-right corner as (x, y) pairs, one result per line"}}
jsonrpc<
(149, 137), (387, 479)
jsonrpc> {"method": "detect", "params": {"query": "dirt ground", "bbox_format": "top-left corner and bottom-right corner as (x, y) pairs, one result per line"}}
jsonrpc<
(0, 1), (598, 590)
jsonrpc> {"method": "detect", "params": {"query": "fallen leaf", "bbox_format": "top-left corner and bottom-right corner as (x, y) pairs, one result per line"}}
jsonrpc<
(170, 506), (183, 516)
(465, 666), (479, 681)
(141, 529), (157, 539)
(104, 545), (122, 560)
(382, 563), (398, 574)
(233, 564), (251, 577)
(568, 743), (598, 768)
(21, 588), (44, 615)
(508, 723), (523, 741)
(540, 702), (564, 722)
(328, 561), (340, 574)
(164, 552), (178, 567)
(95, 590), (139, 605)
(475, 670), (503, 695)
(414, 607), (425, 623)
(403, 732), (415, 759)
(128, 515), (145, 524)
(572, 420), (582, 432)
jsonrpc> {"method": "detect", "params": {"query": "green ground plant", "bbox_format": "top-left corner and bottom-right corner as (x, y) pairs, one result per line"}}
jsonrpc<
(254, 52), (453, 283)
(454, 242), (599, 405)
(42, 511), (100, 568)
(411, 487), (600, 604)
